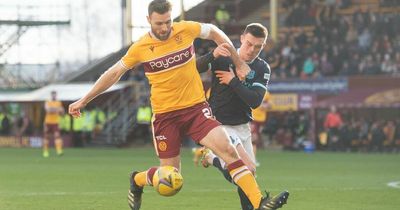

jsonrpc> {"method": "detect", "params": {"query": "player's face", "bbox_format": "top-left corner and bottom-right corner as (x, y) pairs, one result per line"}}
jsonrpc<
(147, 11), (172, 41)
(239, 33), (265, 62)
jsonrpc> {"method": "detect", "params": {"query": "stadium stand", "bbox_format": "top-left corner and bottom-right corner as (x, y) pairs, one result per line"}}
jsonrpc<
(1, 0), (399, 152)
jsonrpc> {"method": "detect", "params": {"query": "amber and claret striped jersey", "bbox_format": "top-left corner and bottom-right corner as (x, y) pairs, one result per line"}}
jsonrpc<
(252, 92), (270, 123)
(121, 21), (206, 114)
(45, 100), (63, 124)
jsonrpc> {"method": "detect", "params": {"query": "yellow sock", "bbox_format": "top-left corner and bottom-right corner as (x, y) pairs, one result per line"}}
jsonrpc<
(228, 160), (262, 208)
(133, 167), (158, 187)
(55, 138), (63, 154)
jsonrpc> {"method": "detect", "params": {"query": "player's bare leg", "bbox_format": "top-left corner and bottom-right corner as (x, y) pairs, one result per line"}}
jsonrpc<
(42, 138), (50, 158)
(42, 128), (50, 157)
(54, 131), (63, 156)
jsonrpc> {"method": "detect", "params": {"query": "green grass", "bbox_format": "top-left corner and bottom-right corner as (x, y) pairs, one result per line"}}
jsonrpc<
(0, 147), (399, 210)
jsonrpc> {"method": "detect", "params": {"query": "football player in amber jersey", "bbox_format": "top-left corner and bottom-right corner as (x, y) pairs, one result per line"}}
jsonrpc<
(69, 1), (285, 209)
(43, 90), (65, 157)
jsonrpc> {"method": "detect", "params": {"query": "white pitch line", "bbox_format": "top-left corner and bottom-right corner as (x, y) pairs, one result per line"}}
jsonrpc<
(0, 191), (120, 197)
(0, 186), (388, 197)
(387, 181), (400, 189)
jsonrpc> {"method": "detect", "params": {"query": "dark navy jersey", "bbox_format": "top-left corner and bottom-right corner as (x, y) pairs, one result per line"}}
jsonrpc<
(208, 54), (270, 125)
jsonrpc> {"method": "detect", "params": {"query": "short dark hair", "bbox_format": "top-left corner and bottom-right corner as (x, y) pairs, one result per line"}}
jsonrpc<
(243, 23), (268, 39)
(148, 0), (172, 16)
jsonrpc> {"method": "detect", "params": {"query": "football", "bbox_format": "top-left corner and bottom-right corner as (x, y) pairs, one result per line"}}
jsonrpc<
(152, 166), (183, 196)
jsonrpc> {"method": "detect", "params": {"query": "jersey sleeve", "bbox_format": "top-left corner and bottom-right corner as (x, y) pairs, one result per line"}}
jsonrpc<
(252, 61), (271, 91)
(182, 21), (202, 39)
(210, 57), (230, 73)
(120, 43), (140, 69)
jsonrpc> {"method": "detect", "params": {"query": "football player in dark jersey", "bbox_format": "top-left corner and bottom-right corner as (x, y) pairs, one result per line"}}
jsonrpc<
(194, 23), (289, 210)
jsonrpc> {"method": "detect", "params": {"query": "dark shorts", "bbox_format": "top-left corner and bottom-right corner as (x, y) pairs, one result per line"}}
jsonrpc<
(45, 123), (60, 134)
(152, 102), (221, 158)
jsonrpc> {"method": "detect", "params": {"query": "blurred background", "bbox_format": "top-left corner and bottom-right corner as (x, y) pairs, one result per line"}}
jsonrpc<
(0, 0), (399, 153)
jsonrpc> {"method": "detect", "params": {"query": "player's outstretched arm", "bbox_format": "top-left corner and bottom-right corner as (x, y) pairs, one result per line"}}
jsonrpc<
(196, 43), (232, 73)
(196, 52), (214, 73)
(68, 62), (129, 118)
(202, 24), (250, 80)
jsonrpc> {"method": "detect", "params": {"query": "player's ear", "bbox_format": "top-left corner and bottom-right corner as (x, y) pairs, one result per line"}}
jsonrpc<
(147, 16), (151, 24)
(240, 34), (245, 44)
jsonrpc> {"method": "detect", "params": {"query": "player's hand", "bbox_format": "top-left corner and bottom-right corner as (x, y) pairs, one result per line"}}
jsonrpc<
(236, 64), (250, 81)
(215, 69), (235, 85)
(213, 43), (231, 58)
(68, 100), (86, 118)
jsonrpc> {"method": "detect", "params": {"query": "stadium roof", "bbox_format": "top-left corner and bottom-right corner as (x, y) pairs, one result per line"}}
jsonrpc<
(0, 82), (131, 102)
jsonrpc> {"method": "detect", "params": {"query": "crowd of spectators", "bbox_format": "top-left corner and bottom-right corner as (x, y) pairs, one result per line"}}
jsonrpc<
(276, 0), (399, 78)
(195, 0), (400, 79)
(259, 108), (400, 153)
(316, 108), (400, 153)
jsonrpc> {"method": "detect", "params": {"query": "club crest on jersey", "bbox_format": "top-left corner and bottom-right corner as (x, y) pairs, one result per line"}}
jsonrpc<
(158, 141), (167, 151)
(175, 35), (182, 44)
(246, 70), (255, 79)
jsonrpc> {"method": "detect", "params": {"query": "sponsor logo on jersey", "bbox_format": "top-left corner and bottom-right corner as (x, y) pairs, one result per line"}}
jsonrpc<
(264, 73), (270, 80)
(155, 135), (167, 141)
(143, 45), (194, 73)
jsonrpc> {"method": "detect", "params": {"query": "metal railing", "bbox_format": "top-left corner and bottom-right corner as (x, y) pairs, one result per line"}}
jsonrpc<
(95, 81), (149, 145)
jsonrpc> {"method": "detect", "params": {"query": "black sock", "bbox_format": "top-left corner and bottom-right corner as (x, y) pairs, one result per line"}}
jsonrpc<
(238, 186), (254, 210)
(212, 158), (233, 183)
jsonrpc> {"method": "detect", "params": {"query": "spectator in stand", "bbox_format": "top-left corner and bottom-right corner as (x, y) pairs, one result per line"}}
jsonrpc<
(394, 52), (400, 75)
(15, 111), (33, 137)
(394, 119), (400, 152)
(324, 105), (343, 151)
(1, 112), (11, 135)
(215, 4), (231, 27)
(134, 98), (152, 144)
(383, 120), (396, 152)
(339, 61), (352, 75)
(358, 28), (372, 51)
(349, 121), (361, 152)
(294, 113), (310, 150)
(369, 121), (385, 152)
(320, 52), (334, 76)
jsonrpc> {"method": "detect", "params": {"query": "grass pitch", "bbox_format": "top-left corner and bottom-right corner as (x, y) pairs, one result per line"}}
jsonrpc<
(0, 147), (399, 210)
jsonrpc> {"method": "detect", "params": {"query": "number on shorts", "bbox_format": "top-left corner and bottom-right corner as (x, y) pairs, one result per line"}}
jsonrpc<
(202, 108), (212, 118)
